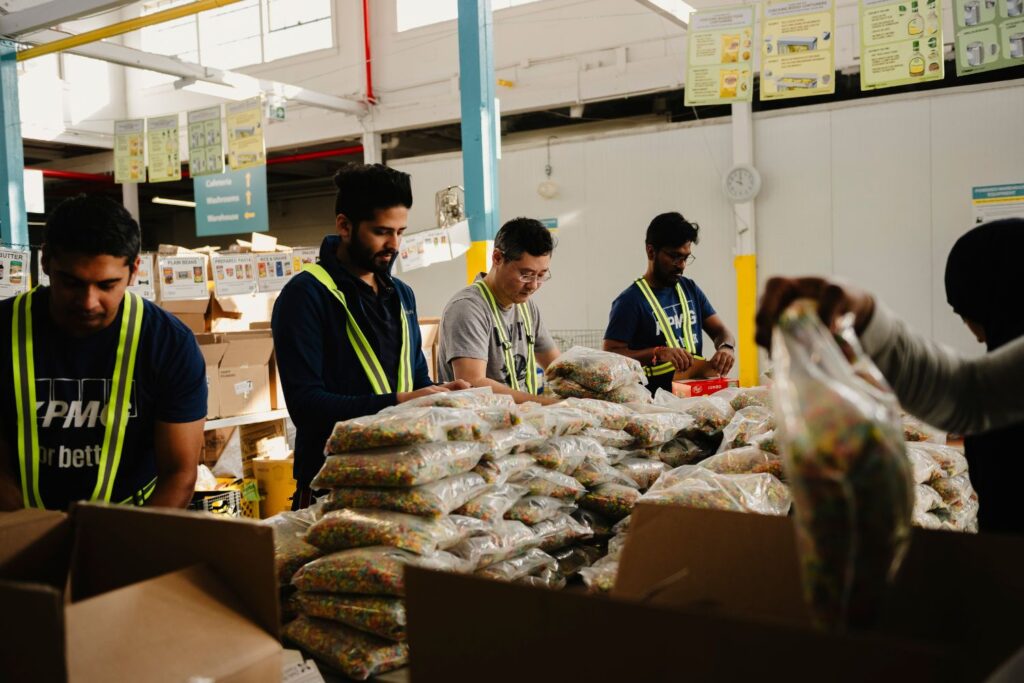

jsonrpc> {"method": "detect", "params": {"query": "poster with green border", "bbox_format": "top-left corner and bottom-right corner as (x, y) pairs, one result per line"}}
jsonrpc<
(187, 105), (225, 177)
(146, 114), (181, 183)
(684, 6), (756, 106)
(953, 0), (1024, 75)
(760, 0), (837, 101)
(113, 119), (145, 184)
(860, 0), (945, 89)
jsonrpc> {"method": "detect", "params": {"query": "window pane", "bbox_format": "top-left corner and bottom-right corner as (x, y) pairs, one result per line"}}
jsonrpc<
(199, 0), (262, 69)
(266, 0), (330, 31)
(396, 0), (457, 31)
(264, 18), (332, 62)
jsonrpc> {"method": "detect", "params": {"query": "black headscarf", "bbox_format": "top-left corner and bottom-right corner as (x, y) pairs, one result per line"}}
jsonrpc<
(944, 218), (1024, 534)
(945, 218), (1024, 351)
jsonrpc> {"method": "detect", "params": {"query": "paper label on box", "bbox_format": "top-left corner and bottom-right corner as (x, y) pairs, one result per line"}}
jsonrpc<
(234, 380), (254, 396)
(0, 249), (31, 299)
(282, 660), (325, 683)
(255, 252), (294, 292)
(130, 253), (157, 301)
(158, 255), (208, 300)
(211, 253), (258, 297)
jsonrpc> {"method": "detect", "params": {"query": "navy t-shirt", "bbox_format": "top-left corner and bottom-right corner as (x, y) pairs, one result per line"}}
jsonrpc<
(0, 289), (207, 510)
(604, 277), (716, 394)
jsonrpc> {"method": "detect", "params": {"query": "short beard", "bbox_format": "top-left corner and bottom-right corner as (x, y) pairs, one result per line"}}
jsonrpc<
(347, 236), (393, 276)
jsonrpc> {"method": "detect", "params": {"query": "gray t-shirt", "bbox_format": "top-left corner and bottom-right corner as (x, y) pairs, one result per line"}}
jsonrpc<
(438, 280), (556, 387)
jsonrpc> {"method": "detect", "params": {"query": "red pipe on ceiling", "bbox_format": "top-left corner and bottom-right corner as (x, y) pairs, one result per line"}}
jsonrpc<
(362, 0), (376, 104)
(36, 168), (114, 183)
(267, 144), (364, 165)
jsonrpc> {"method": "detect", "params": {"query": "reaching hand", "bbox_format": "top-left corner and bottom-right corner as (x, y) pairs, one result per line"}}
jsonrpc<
(442, 380), (472, 391)
(755, 276), (875, 350)
(396, 385), (450, 403)
(708, 347), (735, 376)
(657, 346), (694, 372)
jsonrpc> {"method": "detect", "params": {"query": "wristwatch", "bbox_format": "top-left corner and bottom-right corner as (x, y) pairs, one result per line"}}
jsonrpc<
(717, 343), (735, 352)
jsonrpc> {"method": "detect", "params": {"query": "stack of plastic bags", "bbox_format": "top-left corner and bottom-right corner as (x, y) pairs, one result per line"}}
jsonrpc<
(545, 346), (652, 403)
(906, 442), (977, 533)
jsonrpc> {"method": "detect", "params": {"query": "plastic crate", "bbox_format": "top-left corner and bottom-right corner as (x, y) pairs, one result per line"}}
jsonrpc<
(190, 489), (242, 517)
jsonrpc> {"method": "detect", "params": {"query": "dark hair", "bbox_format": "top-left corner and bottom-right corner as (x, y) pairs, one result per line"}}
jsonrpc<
(494, 217), (555, 261)
(645, 212), (699, 251)
(333, 163), (413, 225)
(44, 194), (140, 268)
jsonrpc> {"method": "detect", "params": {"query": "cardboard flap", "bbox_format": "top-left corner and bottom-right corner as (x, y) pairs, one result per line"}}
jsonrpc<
(68, 504), (279, 638)
(0, 580), (66, 682)
(161, 294), (210, 314)
(199, 343), (229, 368)
(219, 338), (275, 369)
(213, 291), (277, 316)
(66, 565), (280, 683)
(0, 509), (72, 587)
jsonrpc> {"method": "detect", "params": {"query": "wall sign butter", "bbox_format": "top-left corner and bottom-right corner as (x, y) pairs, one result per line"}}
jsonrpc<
(0, 249), (30, 299)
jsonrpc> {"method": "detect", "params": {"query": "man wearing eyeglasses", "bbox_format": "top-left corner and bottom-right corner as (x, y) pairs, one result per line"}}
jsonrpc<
(604, 212), (736, 395)
(438, 217), (561, 404)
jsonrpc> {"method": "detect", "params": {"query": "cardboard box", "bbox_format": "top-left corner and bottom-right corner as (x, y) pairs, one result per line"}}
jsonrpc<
(673, 377), (732, 397)
(218, 337), (274, 418)
(420, 317), (440, 382)
(240, 420), (287, 475)
(405, 505), (1024, 682)
(210, 291), (279, 333)
(161, 295), (211, 335)
(199, 342), (229, 418)
(203, 426), (240, 470)
(0, 504), (280, 682)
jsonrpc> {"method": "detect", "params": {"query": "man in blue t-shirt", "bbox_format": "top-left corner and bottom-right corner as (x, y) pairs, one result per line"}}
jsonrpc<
(0, 195), (207, 511)
(604, 212), (736, 395)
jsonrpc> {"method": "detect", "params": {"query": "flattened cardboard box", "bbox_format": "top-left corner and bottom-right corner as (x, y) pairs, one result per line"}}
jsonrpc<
(218, 337), (274, 417)
(0, 504), (280, 683)
(199, 341), (229, 418)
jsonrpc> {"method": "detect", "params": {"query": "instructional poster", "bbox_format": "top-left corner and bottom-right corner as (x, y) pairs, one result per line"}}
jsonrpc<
(861, 0), (945, 88)
(760, 0), (836, 100)
(158, 255), (209, 300)
(290, 247), (319, 274)
(972, 183), (1024, 223)
(211, 253), (258, 297)
(953, 0), (1024, 75)
(146, 114), (181, 183)
(685, 7), (756, 106)
(255, 253), (294, 292)
(226, 97), (266, 170)
(0, 249), (31, 299)
(114, 119), (145, 184)
(398, 228), (458, 273)
(187, 106), (225, 177)
(130, 253), (157, 301)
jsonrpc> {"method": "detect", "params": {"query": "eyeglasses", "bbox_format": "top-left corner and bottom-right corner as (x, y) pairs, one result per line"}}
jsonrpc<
(515, 270), (552, 284)
(661, 249), (696, 266)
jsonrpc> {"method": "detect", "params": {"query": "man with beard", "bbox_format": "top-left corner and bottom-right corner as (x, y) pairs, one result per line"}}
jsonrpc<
(272, 164), (468, 509)
(604, 212), (736, 396)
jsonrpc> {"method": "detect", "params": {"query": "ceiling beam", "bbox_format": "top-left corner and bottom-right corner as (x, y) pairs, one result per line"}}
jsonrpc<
(0, 0), (135, 38)
(632, 0), (692, 29)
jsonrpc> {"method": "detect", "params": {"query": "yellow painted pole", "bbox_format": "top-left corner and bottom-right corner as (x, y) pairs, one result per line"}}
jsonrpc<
(466, 241), (491, 284)
(17, 0), (244, 62)
(734, 254), (758, 387)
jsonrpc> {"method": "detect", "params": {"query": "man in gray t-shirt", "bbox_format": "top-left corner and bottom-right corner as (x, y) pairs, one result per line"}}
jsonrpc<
(438, 218), (561, 404)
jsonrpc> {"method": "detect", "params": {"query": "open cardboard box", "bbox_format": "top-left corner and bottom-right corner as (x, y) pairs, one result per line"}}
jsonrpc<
(405, 504), (1024, 682)
(0, 504), (280, 682)
(199, 341), (229, 418)
(160, 295), (210, 335)
(419, 317), (440, 382)
(218, 337), (275, 417)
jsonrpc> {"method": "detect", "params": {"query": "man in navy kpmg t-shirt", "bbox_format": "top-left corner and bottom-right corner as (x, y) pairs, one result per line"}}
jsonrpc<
(0, 195), (207, 511)
(604, 212), (736, 395)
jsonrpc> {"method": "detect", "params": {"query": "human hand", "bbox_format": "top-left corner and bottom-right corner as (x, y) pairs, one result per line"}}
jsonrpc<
(755, 277), (875, 350)
(657, 346), (694, 372)
(442, 380), (472, 391)
(708, 346), (735, 376)
(396, 385), (450, 403)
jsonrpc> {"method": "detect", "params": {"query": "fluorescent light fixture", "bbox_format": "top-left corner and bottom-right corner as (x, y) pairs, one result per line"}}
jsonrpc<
(152, 197), (196, 208)
(173, 76), (259, 102)
(634, 0), (695, 28)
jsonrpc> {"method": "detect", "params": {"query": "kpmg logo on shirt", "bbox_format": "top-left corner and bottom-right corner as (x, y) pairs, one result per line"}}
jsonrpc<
(652, 301), (698, 337)
(33, 377), (138, 429)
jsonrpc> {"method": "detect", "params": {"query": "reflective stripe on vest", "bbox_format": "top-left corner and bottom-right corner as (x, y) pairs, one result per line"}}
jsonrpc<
(304, 264), (412, 395)
(633, 278), (703, 377)
(12, 289), (145, 508)
(474, 281), (538, 395)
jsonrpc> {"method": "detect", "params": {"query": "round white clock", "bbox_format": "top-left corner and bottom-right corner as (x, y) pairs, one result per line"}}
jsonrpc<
(722, 164), (762, 204)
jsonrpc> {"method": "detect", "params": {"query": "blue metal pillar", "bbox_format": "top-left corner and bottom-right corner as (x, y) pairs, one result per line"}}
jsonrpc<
(0, 40), (27, 247)
(457, 0), (499, 282)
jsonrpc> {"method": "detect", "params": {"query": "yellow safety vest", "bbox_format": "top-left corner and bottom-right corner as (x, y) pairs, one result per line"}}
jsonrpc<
(304, 264), (413, 394)
(474, 281), (539, 395)
(633, 278), (704, 377)
(12, 288), (152, 508)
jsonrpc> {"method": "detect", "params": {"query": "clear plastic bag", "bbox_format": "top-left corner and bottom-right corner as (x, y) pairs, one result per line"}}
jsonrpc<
(908, 443), (969, 478)
(718, 406), (776, 452)
(323, 472), (489, 518)
(656, 436), (714, 467)
(559, 398), (634, 430)
(518, 566), (567, 590)
(291, 547), (469, 595)
(529, 436), (604, 474)
(641, 465), (792, 516)
(477, 548), (558, 582)
(902, 415), (945, 444)
(573, 458), (639, 489)
(905, 446), (943, 484)
(326, 407), (489, 453)
(771, 301), (914, 629)
(312, 441), (484, 488)
(448, 520), (540, 569)
(473, 453), (537, 484)
(532, 512), (594, 551)
(604, 382), (654, 404)
(573, 508), (614, 538)
(623, 409), (695, 448)
(614, 457), (671, 490)
(581, 427), (636, 449)
(294, 593), (407, 642)
(551, 544), (603, 576)
(579, 555), (619, 593)
(400, 387), (506, 409)
(717, 386), (772, 412)
(479, 423), (545, 458)
(913, 484), (946, 521)
(652, 390), (735, 435)
(505, 495), (572, 525)
(282, 615), (408, 681)
(545, 346), (647, 393)
(929, 474), (979, 524)
(448, 514), (492, 538)
(264, 506), (326, 586)
(304, 509), (463, 555)
(580, 483), (641, 521)
(509, 466), (586, 500)
(473, 405), (521, 430)
(699, 446), (784, 479)
(518, 403), (598, 437)
(601, 446), (634, 466)
(455, 483), (528, 522)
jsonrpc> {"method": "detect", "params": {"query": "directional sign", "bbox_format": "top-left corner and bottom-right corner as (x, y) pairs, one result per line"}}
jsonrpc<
(193, 165), (269, 237)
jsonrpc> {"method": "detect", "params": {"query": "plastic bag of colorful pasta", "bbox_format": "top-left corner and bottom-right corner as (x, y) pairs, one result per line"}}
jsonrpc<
(518, 566), (567, 590)
(614, 457), (671, 490)
(479, 423), (545, 459)
(579, 555), (619, 593)
(448, 520), (540, 569)
(651, 390), (735, 435)
(291, 546), (469, 596)
(656, 435), (713, 467)
(573, 458), (639, 489)
(559, 398), (634, 430)
(509, 466), (586, 500)
(304, 509), (463, 555)
(282, 615), (408, 680)
(474, 453), (536, 485)
(907, 443), (968, 478)
(264, 506), (326, 586)
(545, 346), (647, 393)
(579, 483), (641, 521)
(905, 446), (943, 484)
(323, 472), (489, 517)
(771, 300), (913, 629)
(294, 593), (407, 642)
(929, 474), (979, 532)
(901, 415), (945, 444)
(641, 465), (791, 516)
(400, 387), (505, 409)
(699, 446), (784, 479)
(477, 548), (559, 582)
(326, 407), (489, 453)
(718, 406), (776, 453)
(312, 441), (484, 488)
(912, 484), (946, 522)
(532, 512), (594, 551)
(505, 495), (573, 525)
(454, 483), (528, 522)
(518, 403), (597, 437)
(581, 427), (635, 449)
(529, 435), (604, 474)
(717, 386), (772, 412)
(623, 409), (695, 448)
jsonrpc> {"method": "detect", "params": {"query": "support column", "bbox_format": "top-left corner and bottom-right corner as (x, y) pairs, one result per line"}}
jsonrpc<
(0, 40), (27, 247)
(122, 182), (140, 224)
(361, 131), (382, 165)
(731, 101), (759, 387)
(457, 0), (499, 284)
